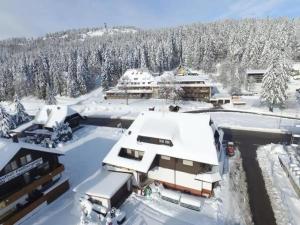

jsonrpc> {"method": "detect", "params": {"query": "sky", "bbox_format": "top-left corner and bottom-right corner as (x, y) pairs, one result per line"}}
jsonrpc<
(0, 0), (299, 40)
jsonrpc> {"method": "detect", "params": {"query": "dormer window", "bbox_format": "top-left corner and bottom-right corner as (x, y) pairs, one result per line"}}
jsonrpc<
(119, 148), (144, 161)
(137, 135), (173, 147)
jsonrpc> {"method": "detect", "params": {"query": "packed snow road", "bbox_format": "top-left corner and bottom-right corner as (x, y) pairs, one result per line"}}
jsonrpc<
(223, 128), (291, 225)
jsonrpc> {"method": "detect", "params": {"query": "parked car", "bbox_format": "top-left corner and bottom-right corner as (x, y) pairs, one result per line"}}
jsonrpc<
(227, 142), (235, 156)
(169, 105), (180, 112)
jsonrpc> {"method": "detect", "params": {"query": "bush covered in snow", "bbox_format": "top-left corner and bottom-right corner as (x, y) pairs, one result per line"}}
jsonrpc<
(13, 95), (31, 126)
(51, 122), (73, 145)
(0, 105), (16, 138)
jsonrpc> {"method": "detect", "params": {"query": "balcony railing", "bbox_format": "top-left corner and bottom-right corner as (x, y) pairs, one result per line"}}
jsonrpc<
(0, 164), (64, 207)
(0, 194), (46, 225)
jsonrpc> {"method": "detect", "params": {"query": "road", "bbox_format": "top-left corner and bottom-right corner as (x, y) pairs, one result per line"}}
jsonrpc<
(81, 117), (133, 129)
(223, 128), (291, 225)
(81, 116), (292, 225)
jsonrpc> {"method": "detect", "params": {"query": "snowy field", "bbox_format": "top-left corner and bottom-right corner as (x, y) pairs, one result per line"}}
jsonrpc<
(223, 79), (300, 118)
(210, 112), (300, 133)
(19, 125), (247, 225)
(1, 87), (299, 134)
(1, 87), (212, 120)
(257, 144), (300, 225)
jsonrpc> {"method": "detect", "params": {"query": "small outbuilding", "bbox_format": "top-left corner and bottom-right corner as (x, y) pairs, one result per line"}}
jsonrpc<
(74, 170), (132, 211)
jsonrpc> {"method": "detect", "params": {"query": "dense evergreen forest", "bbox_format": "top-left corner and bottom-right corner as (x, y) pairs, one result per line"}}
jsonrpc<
(0, 18), (299, 101)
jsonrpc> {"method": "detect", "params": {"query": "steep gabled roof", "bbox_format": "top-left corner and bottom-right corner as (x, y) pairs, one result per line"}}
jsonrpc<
(103, 111), (219, 173)
(0, 139), (63, 172)
(34, 105), (78, 128)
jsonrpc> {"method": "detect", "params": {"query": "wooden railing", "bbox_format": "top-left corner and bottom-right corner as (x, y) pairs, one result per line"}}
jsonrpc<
(1, 164), (64, 207)
(0, 195), (46, 225)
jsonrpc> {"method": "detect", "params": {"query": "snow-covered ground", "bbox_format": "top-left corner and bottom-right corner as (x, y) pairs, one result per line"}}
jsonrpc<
(0, 87), (213, 120)
(223, 79), (300, 118)
(2, 87), (300, 136)
(19, 124), (247, 225)
(257, 144), (300, 225)
(210, 112), (300, 133)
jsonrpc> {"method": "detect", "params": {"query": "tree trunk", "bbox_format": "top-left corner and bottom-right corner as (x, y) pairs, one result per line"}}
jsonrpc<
(269, 105), (273, 112)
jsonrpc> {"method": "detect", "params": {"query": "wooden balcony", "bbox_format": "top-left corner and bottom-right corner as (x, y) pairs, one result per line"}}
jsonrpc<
(0, 195), (46, 225)
(0, 179), (69, 225)
(1, 164), (64, 207)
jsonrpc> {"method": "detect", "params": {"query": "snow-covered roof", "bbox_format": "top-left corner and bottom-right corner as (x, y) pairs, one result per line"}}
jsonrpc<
(117, 69), (155, 88)
(34, 105), (78, 128)
(0, 139), (63, 172)
(103, 111), (219, 173)
(11, 121), (34, 133)
(73, 170), (131, 199)
(155, 71), (211, 85)
(246, 69), (267, 75)
(106, 89), (153, 94)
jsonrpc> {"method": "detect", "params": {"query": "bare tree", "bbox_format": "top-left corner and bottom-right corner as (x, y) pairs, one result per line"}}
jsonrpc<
(159, 74), (184, 104)
(120, 75), (130, 105)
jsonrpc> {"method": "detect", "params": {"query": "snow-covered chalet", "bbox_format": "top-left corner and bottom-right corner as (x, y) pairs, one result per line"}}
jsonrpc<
(0, 140), (69, 225)
(105, 69), (156, 99)
(102, 111), (224, 197)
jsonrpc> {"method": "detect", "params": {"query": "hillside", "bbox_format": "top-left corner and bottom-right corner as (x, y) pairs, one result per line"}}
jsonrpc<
(0, 18), (297, 101)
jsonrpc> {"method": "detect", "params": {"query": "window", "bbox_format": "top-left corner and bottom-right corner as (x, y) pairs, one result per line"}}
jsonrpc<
(40, 161), (50, 171)
(10, 161), (18, 170)
(161, 155), (170, 160)
(137, 135), (173, 147)
(20, 154), (32, 166)
(139, 151), (144, 158)
(4, 164), (12, 174)
(119, 148), (144, 161)
(182, 160), (193, 166)
(165, 140), (171, 145)
(126, 149), (132, 154)
(20, 156), (27, 166)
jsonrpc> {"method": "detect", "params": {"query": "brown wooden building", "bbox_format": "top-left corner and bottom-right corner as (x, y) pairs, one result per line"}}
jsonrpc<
(0, 141), (69, 225)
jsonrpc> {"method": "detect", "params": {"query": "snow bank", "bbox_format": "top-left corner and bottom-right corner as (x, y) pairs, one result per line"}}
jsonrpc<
(211, 112), (297, 133)
(257, 144), (300, 225)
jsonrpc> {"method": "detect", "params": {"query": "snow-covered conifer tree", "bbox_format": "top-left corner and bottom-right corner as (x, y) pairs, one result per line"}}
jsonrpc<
(51, 122), (72, 145)
(13, 95), (31, 125)
(0, 105), (14, 137)
(260, 52), (291, 111)
(46, 85), (57, 105)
